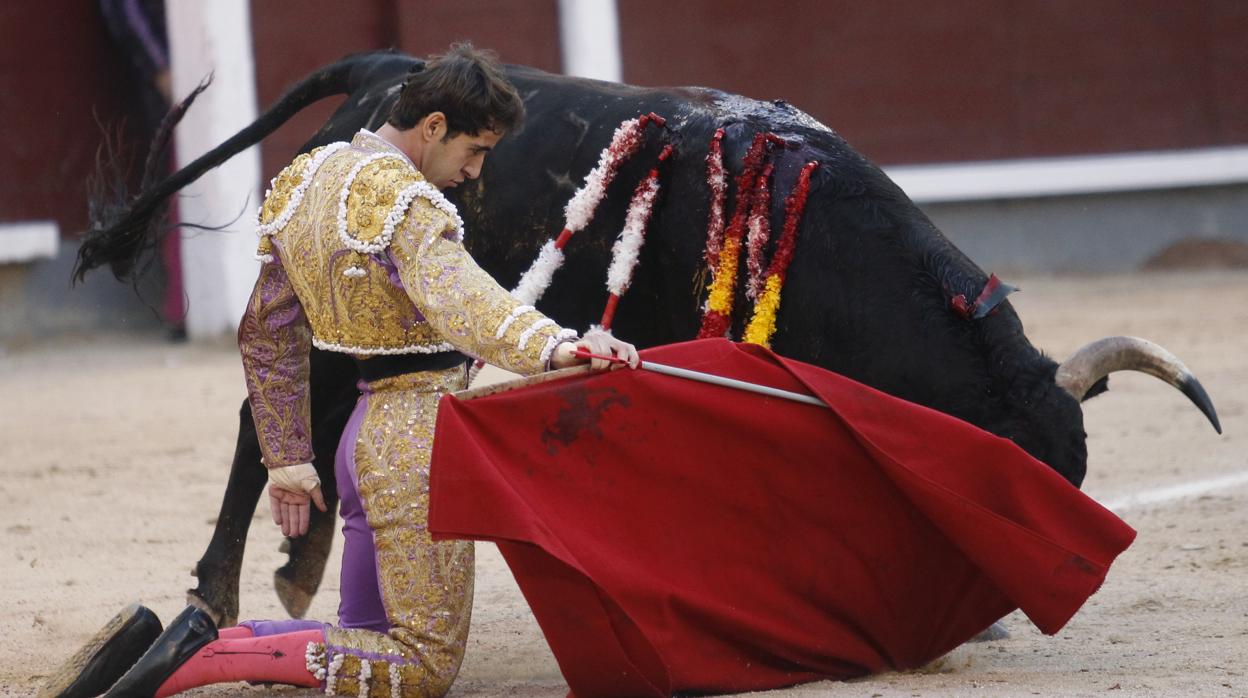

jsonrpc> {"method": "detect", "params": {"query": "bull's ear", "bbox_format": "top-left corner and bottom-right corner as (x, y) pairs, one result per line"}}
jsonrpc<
(1080, 376), (1110, 401)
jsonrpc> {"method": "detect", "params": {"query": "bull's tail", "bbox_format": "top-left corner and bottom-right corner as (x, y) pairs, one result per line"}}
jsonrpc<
(73, 53), (371, 284)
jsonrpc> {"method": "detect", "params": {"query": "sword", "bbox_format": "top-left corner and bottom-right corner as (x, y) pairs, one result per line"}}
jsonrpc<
(572, 349), (827, 408)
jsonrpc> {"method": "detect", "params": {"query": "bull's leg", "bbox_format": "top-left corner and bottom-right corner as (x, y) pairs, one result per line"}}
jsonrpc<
(188, 350), (356, 625)
(272, 448), (341, 618)
(186, 400), (266, 628)
(272, 349), (358, 617)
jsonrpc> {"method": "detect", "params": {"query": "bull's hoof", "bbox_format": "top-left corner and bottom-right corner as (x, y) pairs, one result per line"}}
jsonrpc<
(186, 589), (236, 629)
(38, 603), (162, 698)
(274, 571), (314, 619)
(969, 621), (1011, 642)
(273, 517), (333, 618)
(187, 559), (241, 629)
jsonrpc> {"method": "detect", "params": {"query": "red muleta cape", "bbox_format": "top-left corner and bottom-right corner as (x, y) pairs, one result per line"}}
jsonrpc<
(429, 339), (1135, 697)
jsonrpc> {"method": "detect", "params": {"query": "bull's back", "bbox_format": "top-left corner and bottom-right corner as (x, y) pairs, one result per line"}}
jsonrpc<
(296, 54), (1010, 383)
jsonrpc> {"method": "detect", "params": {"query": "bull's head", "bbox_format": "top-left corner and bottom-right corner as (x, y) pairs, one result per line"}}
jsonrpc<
(1008, 336), (1220, 488)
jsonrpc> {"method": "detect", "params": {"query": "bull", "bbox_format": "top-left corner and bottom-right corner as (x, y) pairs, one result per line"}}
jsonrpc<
(75, 51), (1221, 627)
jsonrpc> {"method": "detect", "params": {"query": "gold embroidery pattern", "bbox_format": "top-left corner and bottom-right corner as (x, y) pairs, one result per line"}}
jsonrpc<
(272, 140), (450, 354)
(260, 151), (314, 226)
(345, 158), (419, 246)
(257, 143), (350, 262)
(238, 262), (314, 468)
(268, 131), (570, 362)
(390, 208), (567, 375)
(321, 366), (473, 697)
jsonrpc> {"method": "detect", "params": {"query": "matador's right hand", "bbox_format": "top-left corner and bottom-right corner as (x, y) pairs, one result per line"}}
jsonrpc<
(552, 328), (640, 371)
(268, 463), (328, 538)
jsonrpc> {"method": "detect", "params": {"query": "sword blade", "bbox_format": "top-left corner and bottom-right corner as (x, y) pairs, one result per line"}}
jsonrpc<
(572, 349), (827, 408)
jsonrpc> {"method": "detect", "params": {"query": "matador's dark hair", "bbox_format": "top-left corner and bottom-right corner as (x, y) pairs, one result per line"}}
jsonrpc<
(387, 42), (524, 138)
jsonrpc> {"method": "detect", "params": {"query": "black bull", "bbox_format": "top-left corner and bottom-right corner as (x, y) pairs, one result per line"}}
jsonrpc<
(76, 51), (1220, 627)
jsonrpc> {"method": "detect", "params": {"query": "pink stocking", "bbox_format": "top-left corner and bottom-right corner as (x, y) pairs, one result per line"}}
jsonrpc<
(154, 629), (322, 697)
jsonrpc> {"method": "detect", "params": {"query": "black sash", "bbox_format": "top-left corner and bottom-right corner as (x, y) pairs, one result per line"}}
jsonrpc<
(354, 352), (468, 382)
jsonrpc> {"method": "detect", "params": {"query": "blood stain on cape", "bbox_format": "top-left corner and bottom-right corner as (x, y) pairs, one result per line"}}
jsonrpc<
(541, 384), (631, 454)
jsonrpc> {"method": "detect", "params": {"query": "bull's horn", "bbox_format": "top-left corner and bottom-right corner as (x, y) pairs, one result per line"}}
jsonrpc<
(1055, 336), (1221, 434)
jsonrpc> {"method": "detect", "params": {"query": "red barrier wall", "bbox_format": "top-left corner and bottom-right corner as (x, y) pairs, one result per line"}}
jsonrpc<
(6, 2), (1246, 238)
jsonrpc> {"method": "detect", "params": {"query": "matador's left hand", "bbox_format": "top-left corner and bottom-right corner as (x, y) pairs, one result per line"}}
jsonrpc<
(268, 463), (328, 538)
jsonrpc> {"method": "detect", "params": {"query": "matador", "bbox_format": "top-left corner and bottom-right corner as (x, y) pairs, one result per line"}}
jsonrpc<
(46, 43), (637, 698)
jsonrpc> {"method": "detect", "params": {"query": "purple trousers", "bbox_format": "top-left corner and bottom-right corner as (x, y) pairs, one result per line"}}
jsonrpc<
(334, 381), (390, 632)
(243, 366), (474, 694)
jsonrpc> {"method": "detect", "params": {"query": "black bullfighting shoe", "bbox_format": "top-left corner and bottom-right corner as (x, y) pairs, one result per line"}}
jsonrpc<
(38, 603), (163, 698)
(103, 605), (217, 697)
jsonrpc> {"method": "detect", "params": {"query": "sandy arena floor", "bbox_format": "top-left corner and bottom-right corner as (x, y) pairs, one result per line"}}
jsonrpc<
(1, 271), (1245, 697)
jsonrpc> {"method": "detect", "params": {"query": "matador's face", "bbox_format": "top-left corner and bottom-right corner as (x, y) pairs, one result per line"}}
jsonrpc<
(420, 127), (503, 191)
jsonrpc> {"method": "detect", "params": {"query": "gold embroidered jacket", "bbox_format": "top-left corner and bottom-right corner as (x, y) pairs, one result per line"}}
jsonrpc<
(239, 130), (576, 468)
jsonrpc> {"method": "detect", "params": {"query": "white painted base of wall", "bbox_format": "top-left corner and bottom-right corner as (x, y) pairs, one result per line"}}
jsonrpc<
(922, 181), (1248, 274)
(0, 221), (59, 264)
(888, 145), (1248, 204)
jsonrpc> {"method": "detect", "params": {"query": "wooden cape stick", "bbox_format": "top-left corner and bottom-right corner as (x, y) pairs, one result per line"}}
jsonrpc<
(453, 364), (593, 401)
(453, 351), (827, 408)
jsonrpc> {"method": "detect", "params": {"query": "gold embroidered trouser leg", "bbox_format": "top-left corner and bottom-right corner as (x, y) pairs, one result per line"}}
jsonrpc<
(310, 366), (472, 698)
